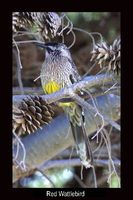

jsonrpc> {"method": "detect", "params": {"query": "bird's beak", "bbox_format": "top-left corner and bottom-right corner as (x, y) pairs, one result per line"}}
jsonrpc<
(35, 42), (46, 49)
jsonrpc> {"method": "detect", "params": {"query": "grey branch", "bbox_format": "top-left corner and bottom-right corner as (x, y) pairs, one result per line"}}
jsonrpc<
(40, 158), (120, 171)
(13, 94), (120, 183)
(13, 74), (119, 105)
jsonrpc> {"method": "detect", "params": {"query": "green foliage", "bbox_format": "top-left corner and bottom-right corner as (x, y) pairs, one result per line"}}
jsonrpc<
(20, 168), (74, 188)
(49, 168), (74, 188)
(67, 12), (109, 23)
(66, 12), (120, 42)
(108, 173), (121, 188)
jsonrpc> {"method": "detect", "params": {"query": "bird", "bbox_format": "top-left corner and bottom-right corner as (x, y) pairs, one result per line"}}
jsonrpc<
(37, 42), (93, 168)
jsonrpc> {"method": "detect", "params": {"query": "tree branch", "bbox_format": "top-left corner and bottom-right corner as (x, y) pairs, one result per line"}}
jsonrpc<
(13, 74), (119, 105)
(39, 158), (120, 171)
(13, 94), (120, 183)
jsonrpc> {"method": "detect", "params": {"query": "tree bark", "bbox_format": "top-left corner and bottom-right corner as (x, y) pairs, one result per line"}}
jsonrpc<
(13, 94), (120, 183)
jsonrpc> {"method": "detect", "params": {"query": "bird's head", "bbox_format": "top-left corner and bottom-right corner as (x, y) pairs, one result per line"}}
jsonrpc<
(37, 42), (72, 59)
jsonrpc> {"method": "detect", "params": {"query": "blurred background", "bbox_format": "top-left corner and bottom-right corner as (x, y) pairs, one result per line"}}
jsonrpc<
(13, 12), (120, 188)
(13, 12), (120, 90)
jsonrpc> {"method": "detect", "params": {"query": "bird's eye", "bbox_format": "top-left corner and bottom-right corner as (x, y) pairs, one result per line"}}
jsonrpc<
(46, 47), (54, 53)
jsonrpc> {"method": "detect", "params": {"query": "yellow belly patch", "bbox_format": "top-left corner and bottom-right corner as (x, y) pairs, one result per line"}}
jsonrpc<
(43, 81), (61, 94)
(43, 81), (74, 107)
(59, 102), (74, 107)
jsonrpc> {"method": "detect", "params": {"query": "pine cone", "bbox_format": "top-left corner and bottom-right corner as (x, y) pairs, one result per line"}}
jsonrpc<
(13, 96), (54, 136)
(90, 38), (121, 74)
(12, 12), (61, 40)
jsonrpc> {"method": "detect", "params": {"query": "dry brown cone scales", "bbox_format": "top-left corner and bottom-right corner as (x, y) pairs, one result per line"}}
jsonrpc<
(13, 96), (55, 136)
(90, 38), (121, 74)
(12, 12), (61, 40)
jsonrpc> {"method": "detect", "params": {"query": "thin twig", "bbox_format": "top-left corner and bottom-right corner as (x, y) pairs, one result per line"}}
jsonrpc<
(89, 32), (104, 44)
(67, 30), (76, 49)
(13, 137), (20, 161)
(82, 89), (105, 142)
(13, 38), (23, 69)
(93, 135), (103, 153)
(13, 31), (40, 38)
(13, 74), (116, 105)
(73, 173), (88, 188)
(104, 82), (118, 94)
(13, 132), (27, 171)
(73, 27), (96, 49)
(101, 128), (120, 187)
(13, 40), (45, 45)
(13, 49), (24, 95)
(39, 158), (120, 171)
(37, 169), (56, 188)
(82, 61), (97, 78)
(103, 116), (120, 131)
(91, 165), (97, 188)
